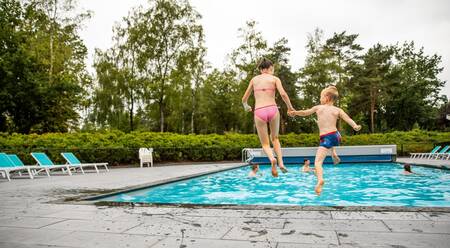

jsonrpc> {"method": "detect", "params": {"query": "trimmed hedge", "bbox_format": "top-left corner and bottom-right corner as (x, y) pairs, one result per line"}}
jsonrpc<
(0, 130), (449, 165)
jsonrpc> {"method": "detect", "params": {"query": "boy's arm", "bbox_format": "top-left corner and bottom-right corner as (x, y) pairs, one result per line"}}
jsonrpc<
(294, 106), (319, 117)
(275, 77), (294, 111)
(241, 80), (253, 112)
(339, 109), (361, 131)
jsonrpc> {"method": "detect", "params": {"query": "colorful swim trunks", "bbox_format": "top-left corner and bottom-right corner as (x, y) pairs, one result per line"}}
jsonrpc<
(319, 131), (341, 148)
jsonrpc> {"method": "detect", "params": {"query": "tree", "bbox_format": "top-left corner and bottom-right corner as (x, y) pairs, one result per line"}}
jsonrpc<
(383, 42), (446, 130)
(197, 70), (240, 133)
(229, 21), (269, 133)
(90, 10), (143, 132)
(133, 0), (204, 132)
(0, 0), (90, 133)
(297, 29), (334, 133)
(266, 38), (300, 134)
(348, 44), (395, 132)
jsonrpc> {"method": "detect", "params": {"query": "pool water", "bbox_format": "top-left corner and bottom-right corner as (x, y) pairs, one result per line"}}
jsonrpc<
(99, 163), (450, 207)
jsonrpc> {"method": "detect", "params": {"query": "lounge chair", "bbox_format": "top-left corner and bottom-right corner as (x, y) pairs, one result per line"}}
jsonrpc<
(430, 145), (450, 160)
(410, 146), (441, 159)
(443, 151), (450, 160)
(0, 153), (36, 181)
(61, 152), (109, 173)
(31, 152), (74, 177)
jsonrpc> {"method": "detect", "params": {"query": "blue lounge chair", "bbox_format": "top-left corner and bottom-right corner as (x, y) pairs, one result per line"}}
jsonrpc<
(60, 152), (109, 173)
(31, 152), (75, 176)
(0, 153), (37, 181)
(431, 145), (450, 160)
(410, 146), (441, 159)
(443, 151), (450, 160)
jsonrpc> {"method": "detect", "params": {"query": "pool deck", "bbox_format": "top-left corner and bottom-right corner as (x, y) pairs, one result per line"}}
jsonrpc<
(1, 163), (449, 248)
(397, 157), (450, 169)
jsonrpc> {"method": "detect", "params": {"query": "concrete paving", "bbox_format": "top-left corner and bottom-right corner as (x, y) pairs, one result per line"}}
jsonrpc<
(1, 162), (449, 248)
(397, 157), (450, 169)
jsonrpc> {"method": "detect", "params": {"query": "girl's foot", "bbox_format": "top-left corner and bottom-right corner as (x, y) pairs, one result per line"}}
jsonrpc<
(315, 179), (325, 195)
(270, 158), (278, 177)
(332, 155), (341, 165)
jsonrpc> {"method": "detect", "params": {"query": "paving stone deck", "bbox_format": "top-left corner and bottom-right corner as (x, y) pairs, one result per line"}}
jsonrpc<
(1, 163), (449, 248)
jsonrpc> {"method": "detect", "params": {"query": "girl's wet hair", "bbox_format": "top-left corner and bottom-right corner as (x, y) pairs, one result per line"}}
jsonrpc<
(258, 58), (273, 70)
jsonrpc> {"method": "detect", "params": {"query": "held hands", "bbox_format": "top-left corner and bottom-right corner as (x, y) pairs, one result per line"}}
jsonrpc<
(287, 108), (296, 117)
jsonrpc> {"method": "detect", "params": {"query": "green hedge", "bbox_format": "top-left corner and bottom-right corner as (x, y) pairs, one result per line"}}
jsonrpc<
(0, 130), (449, 165)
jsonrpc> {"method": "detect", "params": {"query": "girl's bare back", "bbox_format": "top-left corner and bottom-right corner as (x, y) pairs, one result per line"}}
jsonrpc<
(252, 74), (277, 109)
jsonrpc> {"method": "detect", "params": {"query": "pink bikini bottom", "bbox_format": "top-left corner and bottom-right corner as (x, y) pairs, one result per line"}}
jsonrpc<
(254, 105), (278, 122)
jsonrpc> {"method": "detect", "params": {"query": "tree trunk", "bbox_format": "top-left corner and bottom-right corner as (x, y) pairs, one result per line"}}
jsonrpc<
(129, 93), (134, 131)
(190, 89), (195, 133)
(159, 102), (164, 132)
(280, 115), (286, 134)
(370, 87), (376, 133)
(181, 112), (185, 133)
(49, 0), (58, 84)
(190, 110), (195, 133)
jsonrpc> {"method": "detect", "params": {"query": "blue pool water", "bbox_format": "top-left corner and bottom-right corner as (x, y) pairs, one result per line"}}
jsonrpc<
(98, 163), (450, 207)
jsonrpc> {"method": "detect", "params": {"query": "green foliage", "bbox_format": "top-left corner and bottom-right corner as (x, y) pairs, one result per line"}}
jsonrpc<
(0, 0), (90, 133)
(1, 1), (448, 135)
(0, 130), (448, 165)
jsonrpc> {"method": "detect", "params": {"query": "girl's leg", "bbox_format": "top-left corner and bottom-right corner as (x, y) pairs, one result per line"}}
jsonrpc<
(314, 146), (328, 195)
(269, 111), (287, 172)
(255, 116), (278, 177)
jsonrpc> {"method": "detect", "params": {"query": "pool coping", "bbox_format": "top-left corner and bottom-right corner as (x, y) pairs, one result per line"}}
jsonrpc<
(396, 160), (450, 170)
(53, 163), (248, 204)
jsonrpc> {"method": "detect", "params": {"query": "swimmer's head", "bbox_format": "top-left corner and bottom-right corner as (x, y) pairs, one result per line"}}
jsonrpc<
(251, 164), (259, 172)
(304, 159), (310, 166)
(320, 85), (339, 104)
(258, 58), (274, 74)
(404, 164), (412, 172)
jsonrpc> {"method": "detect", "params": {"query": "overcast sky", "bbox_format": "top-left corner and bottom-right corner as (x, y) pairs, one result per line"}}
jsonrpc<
(78, 0), (450, 97)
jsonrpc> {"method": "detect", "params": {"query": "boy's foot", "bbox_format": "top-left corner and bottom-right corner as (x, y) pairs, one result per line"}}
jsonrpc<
(332, 156), (341, 165)
(315, 179), (325, 195)
(270, 158), (278, 177)
(279, 165), (288, 173)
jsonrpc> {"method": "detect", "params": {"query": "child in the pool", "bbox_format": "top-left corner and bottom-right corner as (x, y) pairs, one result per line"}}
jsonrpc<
(248, 164), (261, 177)
(288, 86), (361, 195)
(301, 159), (315, 173)
(403, 164), (415, 175)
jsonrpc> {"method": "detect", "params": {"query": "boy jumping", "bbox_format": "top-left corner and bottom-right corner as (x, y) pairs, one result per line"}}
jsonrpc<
(288, 86), (361, 195)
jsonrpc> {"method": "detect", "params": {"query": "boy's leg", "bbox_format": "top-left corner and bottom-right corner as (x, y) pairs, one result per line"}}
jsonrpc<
(255, 116), (278, 177)
(269, 111), (287, 173)
(331, 147), (340, 165)
(314, 146), (328, 195)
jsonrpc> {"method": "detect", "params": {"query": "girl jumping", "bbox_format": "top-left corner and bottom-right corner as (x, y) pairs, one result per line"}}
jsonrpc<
(242, 58), (295, 177)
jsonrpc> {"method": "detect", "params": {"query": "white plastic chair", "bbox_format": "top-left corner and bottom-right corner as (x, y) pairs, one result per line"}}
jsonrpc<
(139, 148), (153, 168)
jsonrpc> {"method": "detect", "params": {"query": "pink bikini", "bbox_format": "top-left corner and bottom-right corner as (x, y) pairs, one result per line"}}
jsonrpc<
(253, 86), (278, 122)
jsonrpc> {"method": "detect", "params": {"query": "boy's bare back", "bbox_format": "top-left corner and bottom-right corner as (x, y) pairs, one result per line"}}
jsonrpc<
(315, 105), (341, 135)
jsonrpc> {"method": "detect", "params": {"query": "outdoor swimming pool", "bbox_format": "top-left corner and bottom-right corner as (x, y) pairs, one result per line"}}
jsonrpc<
(97, 163), (450, 207)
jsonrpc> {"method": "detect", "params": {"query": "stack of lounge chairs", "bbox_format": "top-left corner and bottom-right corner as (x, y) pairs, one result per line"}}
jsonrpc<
(0, 152), (109, 181)
(410, 145), (450, 160)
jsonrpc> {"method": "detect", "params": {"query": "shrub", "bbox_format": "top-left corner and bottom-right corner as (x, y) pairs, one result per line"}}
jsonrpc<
(0, 130), (448, 165)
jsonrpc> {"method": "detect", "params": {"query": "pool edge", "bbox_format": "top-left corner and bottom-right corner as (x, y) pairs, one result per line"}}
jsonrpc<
(55, 163), (248, 204)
